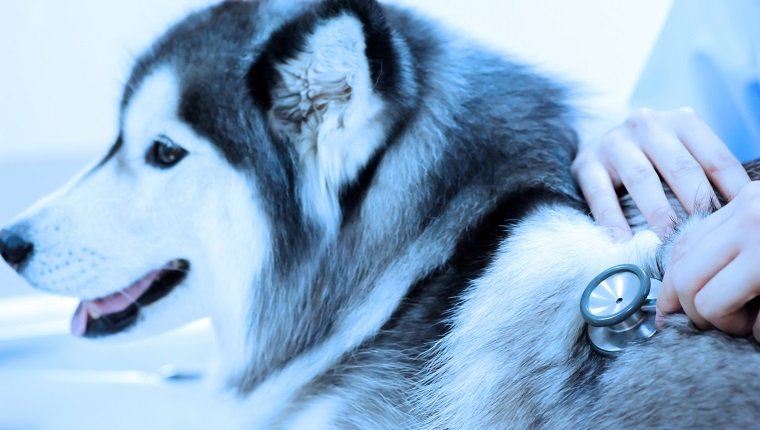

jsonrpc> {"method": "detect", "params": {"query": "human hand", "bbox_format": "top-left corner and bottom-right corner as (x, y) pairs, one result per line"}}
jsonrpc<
(572, 108), (750, 239)
(657, 181), (760, 341)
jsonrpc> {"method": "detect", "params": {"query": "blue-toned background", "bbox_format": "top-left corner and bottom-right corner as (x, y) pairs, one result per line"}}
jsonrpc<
(0, 1), (672, 428)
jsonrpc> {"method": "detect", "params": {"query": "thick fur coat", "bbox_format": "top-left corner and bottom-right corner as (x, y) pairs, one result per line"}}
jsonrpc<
(3, 1), (760, 428)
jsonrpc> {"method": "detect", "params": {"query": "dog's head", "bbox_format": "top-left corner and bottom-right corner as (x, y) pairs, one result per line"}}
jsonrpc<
(0, 0), (410, 344)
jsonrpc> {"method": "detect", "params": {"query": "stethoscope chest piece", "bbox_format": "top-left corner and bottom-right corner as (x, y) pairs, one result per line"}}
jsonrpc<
(580, 264), (659, 357)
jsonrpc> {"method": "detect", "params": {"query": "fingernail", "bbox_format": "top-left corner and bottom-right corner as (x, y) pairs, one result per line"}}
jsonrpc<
(656, 224), (675, 240)
(655, 309), (665, 330)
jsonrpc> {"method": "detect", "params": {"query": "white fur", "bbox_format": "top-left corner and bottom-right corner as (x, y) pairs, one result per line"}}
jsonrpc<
(237, 211), (457, 427)
(10, 27), (397, 426)
(421, 205), (662, 427)
(238, 204), (663, 428)
(239, 252), (429, 427)
(284, 395), (342, 429)
(14, 67), (269, 351)
(10, 10), (678, 429)
(269, 14), (387, 235)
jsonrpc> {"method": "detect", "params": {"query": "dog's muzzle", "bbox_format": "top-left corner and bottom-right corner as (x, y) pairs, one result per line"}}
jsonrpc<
(71, 259), (191, 337)
(0, 228), (34, 272)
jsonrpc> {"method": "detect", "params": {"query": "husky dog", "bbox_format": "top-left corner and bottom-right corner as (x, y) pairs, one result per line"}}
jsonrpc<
(3, 0), (760, 428)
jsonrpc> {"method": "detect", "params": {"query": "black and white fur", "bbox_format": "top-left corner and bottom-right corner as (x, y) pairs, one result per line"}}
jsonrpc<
(4, 1), (760, 428)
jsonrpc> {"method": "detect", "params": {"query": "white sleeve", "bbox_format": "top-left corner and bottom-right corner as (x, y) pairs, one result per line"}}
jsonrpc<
(629, 0), (760, 161)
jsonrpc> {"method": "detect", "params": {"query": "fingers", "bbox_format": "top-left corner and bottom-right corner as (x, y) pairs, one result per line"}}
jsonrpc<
(574, 107), (747, 241)
(656, 274), (682, 323)
(604, 132), (677, 238)
(572, 159), (632, 240)
(663, 108), (751, 201)
(657, 200), (739, 318)
(694, 251), (760, 336)
(657, 197), (737, 314)
(753, 307), (760, 343)
(659, 184), (760, 336)
(625, 109), (717, 213)
(660, 228), (740, 330)
(665, 192), (738, 255)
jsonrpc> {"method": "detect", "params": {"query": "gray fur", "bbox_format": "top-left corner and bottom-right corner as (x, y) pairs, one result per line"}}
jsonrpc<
(6, 0), (760, 428)
(125, 0), (578, 402)
(420, 168), (760, 429)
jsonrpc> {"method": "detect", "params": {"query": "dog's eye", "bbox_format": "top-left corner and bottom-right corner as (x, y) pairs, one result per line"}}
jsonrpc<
(146, 138), (188, 169)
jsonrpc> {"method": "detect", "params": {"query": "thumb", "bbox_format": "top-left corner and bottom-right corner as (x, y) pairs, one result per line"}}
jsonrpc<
(657, 270), (683, 316)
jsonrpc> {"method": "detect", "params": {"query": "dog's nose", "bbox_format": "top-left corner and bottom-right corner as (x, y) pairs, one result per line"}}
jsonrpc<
(0, 229), (34, 270)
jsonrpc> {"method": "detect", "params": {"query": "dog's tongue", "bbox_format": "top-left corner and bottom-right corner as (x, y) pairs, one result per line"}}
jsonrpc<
(70, 269), (163, 337)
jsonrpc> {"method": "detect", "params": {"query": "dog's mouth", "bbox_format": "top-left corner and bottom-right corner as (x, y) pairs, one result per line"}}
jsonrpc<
(70, 259), (190, 338)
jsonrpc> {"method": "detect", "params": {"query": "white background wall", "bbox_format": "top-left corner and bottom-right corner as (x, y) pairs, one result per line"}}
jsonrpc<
(0, 0), (672, 298)
(0, 0), (672, 158)
(0, 3), (674, 426)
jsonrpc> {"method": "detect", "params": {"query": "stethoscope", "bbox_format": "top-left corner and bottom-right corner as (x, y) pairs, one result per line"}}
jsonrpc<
(580, 264), (660, 357)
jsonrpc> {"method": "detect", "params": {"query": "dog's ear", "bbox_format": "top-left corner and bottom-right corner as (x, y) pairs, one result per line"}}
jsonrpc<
(248, 0), (399, 223)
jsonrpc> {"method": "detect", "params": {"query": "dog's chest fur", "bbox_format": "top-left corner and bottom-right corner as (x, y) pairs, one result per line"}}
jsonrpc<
(12, 0), (760, 428)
